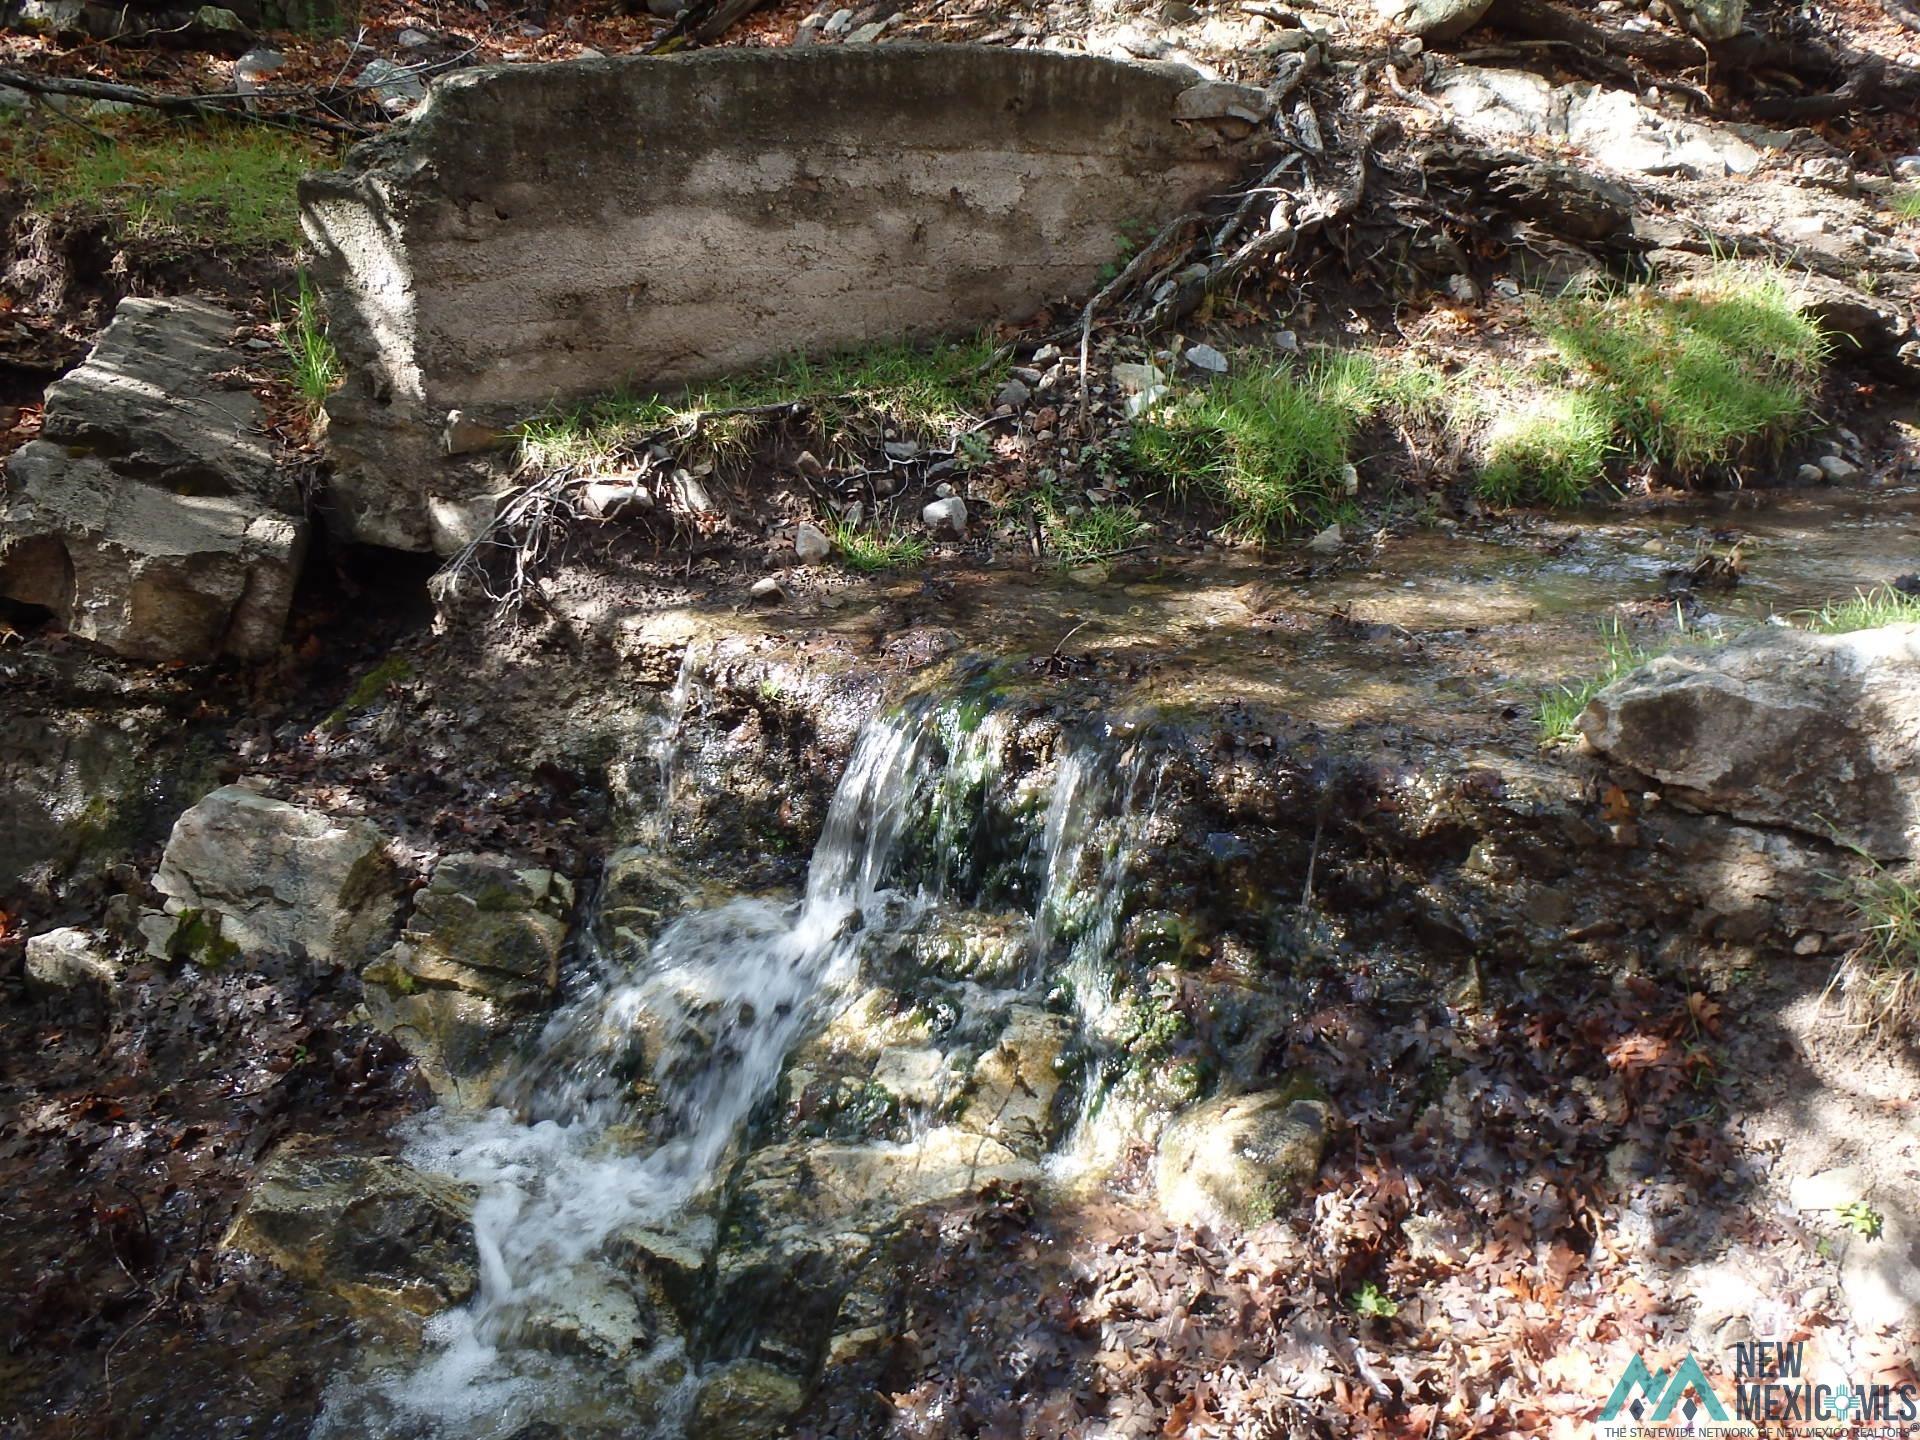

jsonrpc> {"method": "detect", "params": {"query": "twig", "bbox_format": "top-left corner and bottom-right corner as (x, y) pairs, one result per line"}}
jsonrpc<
(1076, 210), (1206, 427)
(0, 66), (365, 135)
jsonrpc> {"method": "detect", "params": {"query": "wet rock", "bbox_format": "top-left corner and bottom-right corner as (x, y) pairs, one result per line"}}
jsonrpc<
(151, 785), (401, 969)
(524, 1269), (652, 1362)
(1579, 624), (1920, 859)
(1818, 454), (1862, 483)
(1375, 0), (1493, 42)
(957, 1004), (1071, 1156)
(24, 926), (121, 991)
(221, 1137), (479, 1324)
(688, 1360), (806, 1440)
(793, 522), (831, 563)
(1156, 1087), (1333, 1231)
(921, 496), (968, 538)
(363, 852), (572, 1104)
(0, 298), (306, 662)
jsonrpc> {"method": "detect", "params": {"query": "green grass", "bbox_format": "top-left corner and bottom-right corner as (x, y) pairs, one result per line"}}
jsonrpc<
(6, 120), (325, 250)
(1540, 267), (1826, 476)
(1830, 858), (1920, 1035)
(829, 521), (929, 572)
(1478, 391), (1614, 507)
(1890, 187), (1920, 222)
(278, 271), (341, 419)
(1031, 486), (1151, 564)
(516, 336), (999, 474)
(1797, 584), (1920, 634)
(1126, 352), (1397, 544)
(1536, 618), (1653, 745)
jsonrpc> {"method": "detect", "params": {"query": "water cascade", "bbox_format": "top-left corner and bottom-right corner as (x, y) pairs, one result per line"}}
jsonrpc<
(317, 683), (1174, 1438)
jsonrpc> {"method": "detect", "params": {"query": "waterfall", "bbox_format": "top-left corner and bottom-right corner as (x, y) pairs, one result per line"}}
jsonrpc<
(316, 685), (1173, 1438)
(317, 703), (942, 1439)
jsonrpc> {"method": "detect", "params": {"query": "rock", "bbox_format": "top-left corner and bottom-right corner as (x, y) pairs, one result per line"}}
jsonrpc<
(24, 927), (121, 991)
(646, 0), (684, 16)
(994, 377), (1032, 410)
(396, 25), (433, 45)
(922, 496), (968, 538)
(1894, 154), (1920, 183)
(221, 1137), (479, 1324)
(1170, 80), (1273, 123)
(523, 1269), (650, 1362)
(957, 1005), (1071, 1155)
(1112, 361), (1171, 419)
(749, 575), (788, 605)
(1818, 454), (1862, 483)
(1375, 0), (1492, 41)
(14, 0), (85, 33)
(1789, 1165), (1866, 1211)
(845, 20), (885, 42)
(1673, 0), (1743, 40)
(1579, 624), (1920, 859)
(1156, 1087), (1333, 1231)
(362, 853), (571, 1104)
(1307, 522), (1342, 553)
(191, 5), (250, 42)
(793, 522), (831, 563)
(581, 478), (654, 520)
(1796, 463), (1826, 485)
(0, 298), (306, 662)
(233, 46), (285, 98)
(357, 57), (427, 113)
(1184, 343), (1228, 373)
(151, 785), (400, 969)
(688, 1361), (806, 1440)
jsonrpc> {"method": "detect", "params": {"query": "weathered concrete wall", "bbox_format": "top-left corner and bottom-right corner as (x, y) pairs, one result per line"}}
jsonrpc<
(300, 46), (1266, 552)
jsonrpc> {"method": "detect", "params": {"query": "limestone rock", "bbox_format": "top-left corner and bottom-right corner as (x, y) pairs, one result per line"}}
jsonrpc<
(24, 926), (121, 991)
(362, 852), (573, 1105)
(0, 298), (306, 662)
(152, 785), (400, 968)
(1578, 624), (1920, 859)
(793, 522), (831, 563)
(1375, 0), (1493, 42)
(221, 1137), (478, 1322)
(688, 1360), (807, 1440)
(1156, 1087), (1332, 1231)
(922, 496), (968, 538)
(957, 1005), (1071, 1156)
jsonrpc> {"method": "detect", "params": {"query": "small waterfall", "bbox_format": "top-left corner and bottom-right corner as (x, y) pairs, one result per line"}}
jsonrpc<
(647, 643), (707, 846)
(318, 703), (942, 1440)
(318, 682), (1178, 1437)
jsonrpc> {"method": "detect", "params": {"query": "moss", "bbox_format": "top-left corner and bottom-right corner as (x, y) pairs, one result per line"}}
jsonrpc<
(169, 908), (241, 970)
(323, 655), (413, 730)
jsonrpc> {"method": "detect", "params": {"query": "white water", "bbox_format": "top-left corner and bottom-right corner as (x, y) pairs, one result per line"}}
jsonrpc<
(316, 705), (937, 1439)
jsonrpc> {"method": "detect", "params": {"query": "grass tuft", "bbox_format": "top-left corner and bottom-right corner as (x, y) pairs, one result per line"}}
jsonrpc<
(1477, 391), (1614, 508)
(1031, 485), (1151, 565)
(4, 119), (324, 250)
(830, 522), (929, 572)
(1126, 353), (1392, 544)
(1536, 618), (1652, 745)
(278, 271), (341, 419)
(1797, 584), (1920, 634)
(1541, 267), (1826, 476)
(1890, 187), (1920, 222)
(1829, 858), (1920, 1035)
(515, 337), (999, 475)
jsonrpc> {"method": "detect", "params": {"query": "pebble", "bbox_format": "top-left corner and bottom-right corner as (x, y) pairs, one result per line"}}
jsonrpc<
(1032, 344), (1061, 365)
(793, 522), (831, 563)
(995, 377), (1032, 409)
(1893, 155), (1920, 182)
(396, 26), (432, 46)
(1795, 463), (1825, 485)
(1184, 343), (1229, 373)
(923, 496), (968, 537)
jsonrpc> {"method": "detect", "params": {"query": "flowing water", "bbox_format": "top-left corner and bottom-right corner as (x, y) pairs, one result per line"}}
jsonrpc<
(316, 683), (1174, 1438)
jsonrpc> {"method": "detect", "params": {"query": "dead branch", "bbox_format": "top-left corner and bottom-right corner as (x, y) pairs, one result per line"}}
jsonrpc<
(0, 65), (367, 135)
(1075, 210), (1207, 427)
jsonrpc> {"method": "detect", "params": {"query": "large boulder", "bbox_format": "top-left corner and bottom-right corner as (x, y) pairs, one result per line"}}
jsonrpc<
(1579, 625), (1920, 860)
(0, 297), (305, 662)
(150, 785), (400, 968)
(221, 1137), (478, 1325)
(361, 852), (573, 1105)
(1155, 1087), (1333, 1232)
(1375, 0), (1493, 41)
